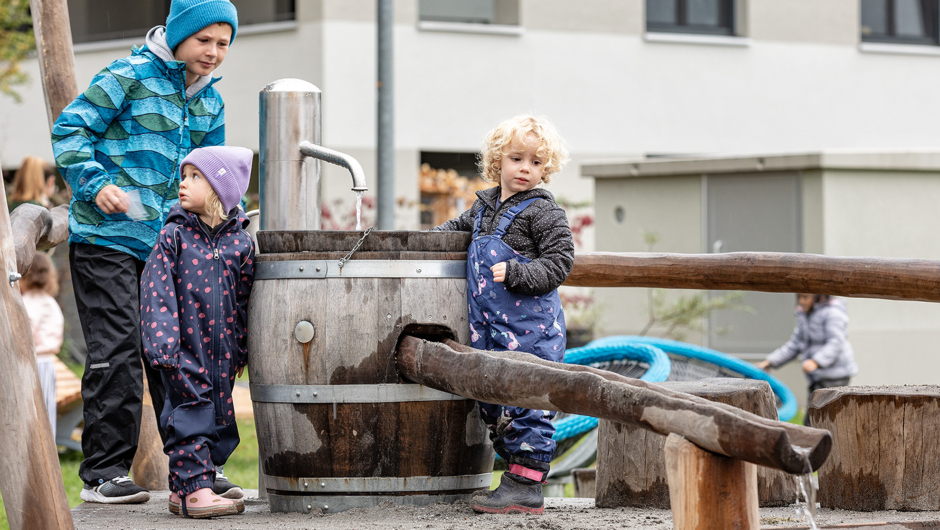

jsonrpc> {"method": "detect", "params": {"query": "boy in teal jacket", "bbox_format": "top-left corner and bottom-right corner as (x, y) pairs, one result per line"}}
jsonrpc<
(51, 0), (240, 504)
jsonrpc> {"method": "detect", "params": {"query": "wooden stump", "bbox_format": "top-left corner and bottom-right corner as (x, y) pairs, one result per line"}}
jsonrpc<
(596, 378), (797, 508)
(131, 373), (169, 491)
(572, 468), (596, 498)
(809, 385), (940, 511)
(666, 434), (759, 530)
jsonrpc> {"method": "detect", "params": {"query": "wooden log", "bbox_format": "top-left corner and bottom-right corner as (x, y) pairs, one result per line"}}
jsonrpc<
(10, 204), (68, 275)
(130, 373), (169, 491)
(564, 252), (940, 302)
(396, 337), (831, 474)
(28, 0), (79, 132)
(596, 378), (798, 508)
(809, 385), (940, 511)
(571, 468), (596, 498)
(665, 434), (759, 530)
(0, 191), (74, 529)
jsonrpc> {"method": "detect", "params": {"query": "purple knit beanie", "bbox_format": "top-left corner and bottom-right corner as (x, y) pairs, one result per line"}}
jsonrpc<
(179, 146), (252, 213)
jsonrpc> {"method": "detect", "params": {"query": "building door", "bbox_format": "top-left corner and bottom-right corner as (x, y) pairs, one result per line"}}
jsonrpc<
(706, 173), (801, 357)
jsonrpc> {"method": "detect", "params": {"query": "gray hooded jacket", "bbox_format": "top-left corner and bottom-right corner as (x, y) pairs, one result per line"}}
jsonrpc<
(765, 298), (859, 382)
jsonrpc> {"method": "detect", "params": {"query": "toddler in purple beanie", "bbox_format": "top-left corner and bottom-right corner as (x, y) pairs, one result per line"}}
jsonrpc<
(140, 146), (255, 518)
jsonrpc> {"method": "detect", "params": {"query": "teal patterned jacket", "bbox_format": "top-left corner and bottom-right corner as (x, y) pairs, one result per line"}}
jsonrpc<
(52, 46), (224, 261)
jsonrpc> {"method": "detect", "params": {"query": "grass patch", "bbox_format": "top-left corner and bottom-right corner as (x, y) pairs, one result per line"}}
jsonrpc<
(0, 418), (259, 529)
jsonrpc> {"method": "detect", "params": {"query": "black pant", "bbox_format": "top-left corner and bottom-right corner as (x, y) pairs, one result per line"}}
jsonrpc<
(805, 376), (851, 426)
(70, 243), (167, 486)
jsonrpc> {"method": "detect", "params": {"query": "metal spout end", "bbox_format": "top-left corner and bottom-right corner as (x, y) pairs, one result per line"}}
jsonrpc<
(352, 186), (368, 192)
(299, 141), (369, 194)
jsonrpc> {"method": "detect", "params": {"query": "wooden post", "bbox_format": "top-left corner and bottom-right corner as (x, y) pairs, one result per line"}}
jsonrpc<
(596, 378), (797, 508)
(571, 468), (596, 498)
(28, 0), (79, 132)
(0, 194), (74, 529)
(130, 373), (169, 491)
(809, 385), (940, 511)
(665, 434), (759, 530)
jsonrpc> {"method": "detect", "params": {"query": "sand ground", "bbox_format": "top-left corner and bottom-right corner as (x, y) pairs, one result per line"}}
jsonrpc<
(70, 490), (940, 530)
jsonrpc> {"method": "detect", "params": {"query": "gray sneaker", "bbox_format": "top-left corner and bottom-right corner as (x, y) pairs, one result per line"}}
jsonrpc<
(80, 476), (151, 504)
(212, 466), (245, 499)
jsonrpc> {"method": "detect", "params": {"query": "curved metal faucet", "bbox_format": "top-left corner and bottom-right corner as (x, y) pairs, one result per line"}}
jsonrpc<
(299, 141), (368, 192)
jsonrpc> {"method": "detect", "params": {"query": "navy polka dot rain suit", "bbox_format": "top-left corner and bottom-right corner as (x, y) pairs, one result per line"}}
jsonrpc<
(140, 203), (254, 496)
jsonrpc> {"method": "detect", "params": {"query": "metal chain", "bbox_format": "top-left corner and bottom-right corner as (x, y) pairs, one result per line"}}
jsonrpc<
(337, 226), (374, 269)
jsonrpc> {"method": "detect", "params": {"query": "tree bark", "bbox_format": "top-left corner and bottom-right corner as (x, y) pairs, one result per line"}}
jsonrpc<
(564, 252), (940, 302)
(809, 385), (940, 511)
(10, 204), (68, 274)
(0, 193), (74, 529)
(396, 337), (831, 475)
(28, 0), (79, 132)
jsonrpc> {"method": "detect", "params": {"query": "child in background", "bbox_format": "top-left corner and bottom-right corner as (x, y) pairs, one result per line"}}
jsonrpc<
(757, 294), (859, 425)
(20, 252), (64, 442)
(432, 115), (574, 514)
(8, 156), (53, 211)
(52, 0), (238, 503)
(141, 146), (253, 518)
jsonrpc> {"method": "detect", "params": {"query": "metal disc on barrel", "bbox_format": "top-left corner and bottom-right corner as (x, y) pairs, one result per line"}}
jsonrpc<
(247, 230), (494, 513)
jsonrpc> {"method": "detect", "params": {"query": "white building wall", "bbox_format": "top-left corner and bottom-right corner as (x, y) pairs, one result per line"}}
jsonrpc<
(821, 169), (940, 386)
(6, 1), (940, 236)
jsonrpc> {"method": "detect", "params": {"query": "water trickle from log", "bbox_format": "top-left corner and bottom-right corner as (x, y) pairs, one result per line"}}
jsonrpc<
(794, 446), (819, 530)
(355, 191), (364, 230)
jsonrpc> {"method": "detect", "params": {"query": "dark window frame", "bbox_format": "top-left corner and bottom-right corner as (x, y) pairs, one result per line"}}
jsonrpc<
(69, 0), (296, 46)
(861, 0), (940, 46)
(646, 0), (736, 36)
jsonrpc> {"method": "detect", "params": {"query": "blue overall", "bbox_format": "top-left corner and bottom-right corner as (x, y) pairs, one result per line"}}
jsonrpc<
(468, 198), (567, 463)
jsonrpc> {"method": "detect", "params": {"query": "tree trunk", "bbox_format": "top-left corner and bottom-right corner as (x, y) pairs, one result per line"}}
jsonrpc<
(28, 0), (79, 132)
(0, 193), (74, 529)
(809, 385), (940, 511)
(665, 434), (759, 530)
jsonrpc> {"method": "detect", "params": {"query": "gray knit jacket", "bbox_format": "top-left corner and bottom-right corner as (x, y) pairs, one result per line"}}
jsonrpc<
(431, 187), (574, 296)
(765, 298), (859, 382)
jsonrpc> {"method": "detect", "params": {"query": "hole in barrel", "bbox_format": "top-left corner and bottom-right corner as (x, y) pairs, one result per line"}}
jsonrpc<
(396, 323), (458, 347)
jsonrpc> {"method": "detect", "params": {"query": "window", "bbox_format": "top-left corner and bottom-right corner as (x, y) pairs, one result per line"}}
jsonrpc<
(418, 152), (490, 230)
(646, 0), (735, 36)
(861, 0), (939, 45)
(67, 0), (295, 45)
(418, 0), (519, 26)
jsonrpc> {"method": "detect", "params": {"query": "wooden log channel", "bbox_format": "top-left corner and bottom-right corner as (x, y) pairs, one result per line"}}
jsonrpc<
(396, 336), (831, 475)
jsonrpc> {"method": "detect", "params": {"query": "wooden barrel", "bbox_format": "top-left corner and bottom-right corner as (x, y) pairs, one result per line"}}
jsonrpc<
(595, 378), (798, 508)
(809, 385), (940, 511)
(248, 230), (494, 513)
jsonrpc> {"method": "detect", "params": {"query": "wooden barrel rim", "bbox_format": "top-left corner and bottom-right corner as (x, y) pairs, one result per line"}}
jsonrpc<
(258, 230), (472, 254)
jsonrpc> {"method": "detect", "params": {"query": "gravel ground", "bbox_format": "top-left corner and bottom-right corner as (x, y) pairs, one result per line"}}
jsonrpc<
(71, 491), (940, 530)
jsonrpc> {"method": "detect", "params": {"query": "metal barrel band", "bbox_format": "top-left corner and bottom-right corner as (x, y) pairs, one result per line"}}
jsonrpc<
(249, 383), (468, 403)
(255, 259), (466, 280)
(264, 473), (492, 494)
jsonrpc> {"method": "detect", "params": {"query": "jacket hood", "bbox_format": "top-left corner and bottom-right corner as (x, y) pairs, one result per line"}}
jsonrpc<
(166, 203), (250, 233)
(796, 297), (847, 317)
(475, 186), (557, 210)
(143, 26), (214, 98)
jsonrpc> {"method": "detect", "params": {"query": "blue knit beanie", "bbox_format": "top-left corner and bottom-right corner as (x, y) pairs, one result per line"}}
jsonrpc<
(165, 0), (238, 51)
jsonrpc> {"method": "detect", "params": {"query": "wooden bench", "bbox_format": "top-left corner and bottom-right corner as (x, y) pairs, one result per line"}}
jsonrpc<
(54, 357), (83, 451)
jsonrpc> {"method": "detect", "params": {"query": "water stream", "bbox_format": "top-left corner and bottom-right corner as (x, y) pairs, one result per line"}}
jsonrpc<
(355, 190), (364, 231)
(793, 446), (819, 530)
